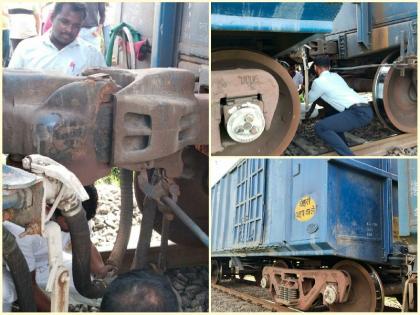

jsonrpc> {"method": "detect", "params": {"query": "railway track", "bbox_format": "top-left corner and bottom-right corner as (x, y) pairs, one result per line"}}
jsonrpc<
(212, 282), (300, 312)
(212, 279), (404, 312)
(285, 117), (417, 156)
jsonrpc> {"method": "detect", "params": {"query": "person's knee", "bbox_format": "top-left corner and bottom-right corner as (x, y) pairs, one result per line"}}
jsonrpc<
(314, 121), (328, 136)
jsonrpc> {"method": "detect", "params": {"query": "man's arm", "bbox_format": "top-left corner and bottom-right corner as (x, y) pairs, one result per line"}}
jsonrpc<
(8, 43), (25, 68)
(98, 3), (106, 26)
(31, 271), (51, 312)
(33, 12), (41, 35)
(92, 3), (106, 36)
(307, 79), (324, 104)
(90, 244), (114, 278)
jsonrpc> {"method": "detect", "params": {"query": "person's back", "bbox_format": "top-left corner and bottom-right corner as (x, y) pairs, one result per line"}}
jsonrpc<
(312, 71), (366, 111)
(100, 270), (180, 312)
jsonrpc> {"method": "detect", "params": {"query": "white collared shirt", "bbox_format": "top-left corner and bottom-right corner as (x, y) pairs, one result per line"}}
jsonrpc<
(8, 32), (106, 76)
(292, 71), (303, 88)
(308, 70), (367, 112)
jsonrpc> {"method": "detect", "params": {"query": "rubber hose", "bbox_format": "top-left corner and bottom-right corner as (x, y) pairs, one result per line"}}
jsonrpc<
(3, 227), (37, 311)
(106, 168), (133, 270)
(64, 210), (106, 298)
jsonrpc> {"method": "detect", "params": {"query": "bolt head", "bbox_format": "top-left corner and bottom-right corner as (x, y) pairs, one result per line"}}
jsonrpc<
(244, 114), (254, 123)
(235, 127), (244, 134)
(243, 122), (253, 130)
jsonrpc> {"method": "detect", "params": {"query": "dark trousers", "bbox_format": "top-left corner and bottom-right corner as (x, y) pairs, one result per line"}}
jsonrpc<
(314, 103), (373, 156)
(11, 38), (24, 51)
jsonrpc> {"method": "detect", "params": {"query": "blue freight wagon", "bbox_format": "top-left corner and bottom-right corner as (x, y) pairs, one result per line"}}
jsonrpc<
(211, 158), (417, 311)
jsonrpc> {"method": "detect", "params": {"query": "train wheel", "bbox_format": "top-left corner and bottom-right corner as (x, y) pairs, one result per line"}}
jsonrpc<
(254, 272), (263, 287)
(366, 264), (385, 312)
(211, 260), (221, 284)
(330, 260), (383, 312)
(372, 51), (400, 132)
(212, 50), (300, 156)
(134, 147), (208, 246)
(373, 51), (417, 133)
(383, 66), (417, 133)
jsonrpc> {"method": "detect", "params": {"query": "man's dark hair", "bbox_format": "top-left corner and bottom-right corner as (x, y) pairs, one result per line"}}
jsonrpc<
(313, 55), (331, 68)
(81, 185), (98, 221)
(100, 270), (180, 312)
(52, 2), (87, 20)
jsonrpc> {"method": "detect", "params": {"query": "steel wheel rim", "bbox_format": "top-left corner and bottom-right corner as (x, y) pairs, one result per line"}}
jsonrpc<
(211, 260), (220, 284)
(330, 260), (378, 312)
(367, 264), (385, 312)
(372, 51), (400, 132)
(383, 66), (417, 133)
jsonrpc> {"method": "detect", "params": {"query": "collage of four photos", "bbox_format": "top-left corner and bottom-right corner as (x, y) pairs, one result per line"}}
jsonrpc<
(2, 1), (418, 313)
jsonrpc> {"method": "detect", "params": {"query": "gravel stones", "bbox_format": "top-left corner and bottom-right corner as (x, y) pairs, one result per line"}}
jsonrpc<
(167, 266), (209, 312)
(90, 184), (142, 249)
(284, 116), (416, 156)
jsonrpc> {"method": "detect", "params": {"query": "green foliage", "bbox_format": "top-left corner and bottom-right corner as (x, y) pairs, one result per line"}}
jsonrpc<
(299, 93), (305, 103)
(95, 167), (120, 186)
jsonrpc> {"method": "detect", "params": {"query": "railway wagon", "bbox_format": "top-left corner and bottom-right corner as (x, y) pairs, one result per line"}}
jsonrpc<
(211, 159), (417, 311)
(211, 2), (417, 155)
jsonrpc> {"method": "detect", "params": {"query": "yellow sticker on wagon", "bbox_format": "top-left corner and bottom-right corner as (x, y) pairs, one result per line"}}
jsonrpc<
(295, 196), (316, 222)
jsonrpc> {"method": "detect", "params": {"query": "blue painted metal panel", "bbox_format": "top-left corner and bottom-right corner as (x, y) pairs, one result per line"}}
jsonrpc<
(212, 3), (342, 33)
(211, 159), (399, 264)
(332, 3), (417, 34)
(212, 15), (334, 33)
(151, 3), (179, 67)
(212, 3), (342, 21)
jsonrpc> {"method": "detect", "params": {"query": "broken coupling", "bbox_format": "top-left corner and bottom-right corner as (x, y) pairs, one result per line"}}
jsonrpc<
(226, 102), (265, 143)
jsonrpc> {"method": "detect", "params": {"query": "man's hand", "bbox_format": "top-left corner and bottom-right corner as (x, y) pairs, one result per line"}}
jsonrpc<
(94, 264), (117, 279)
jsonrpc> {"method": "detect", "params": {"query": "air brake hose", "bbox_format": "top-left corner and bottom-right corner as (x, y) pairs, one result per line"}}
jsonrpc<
(106, 169), (133, 270)
(63, 209), (107, 298)
(3, 226), (37, 311)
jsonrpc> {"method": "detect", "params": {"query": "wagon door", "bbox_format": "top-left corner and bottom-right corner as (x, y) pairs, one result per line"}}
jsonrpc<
(232, 159), (266, 248)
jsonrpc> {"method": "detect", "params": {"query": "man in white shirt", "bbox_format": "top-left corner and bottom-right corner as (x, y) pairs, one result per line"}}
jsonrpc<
(307, 55), (373, 155)
(8, 3), (106, 76)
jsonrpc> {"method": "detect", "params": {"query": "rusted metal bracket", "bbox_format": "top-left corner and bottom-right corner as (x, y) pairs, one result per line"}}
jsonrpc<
(262, 266), (351, 311)
(3, 68), (209, 184)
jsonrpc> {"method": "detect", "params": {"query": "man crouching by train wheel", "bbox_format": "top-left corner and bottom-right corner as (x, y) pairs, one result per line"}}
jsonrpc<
(306, 55), (374, 156)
